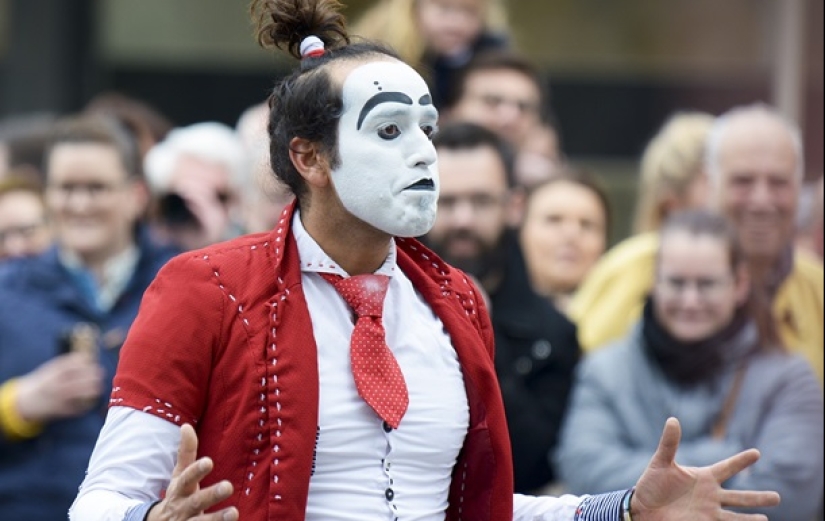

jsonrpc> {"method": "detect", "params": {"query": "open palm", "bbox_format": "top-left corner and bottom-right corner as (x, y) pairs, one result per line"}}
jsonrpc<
(632, 418), (780, 521)
(147, 424), (238, 521)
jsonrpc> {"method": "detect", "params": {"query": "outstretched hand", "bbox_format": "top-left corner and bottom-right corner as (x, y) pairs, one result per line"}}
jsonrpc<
(632, 418), (780, 521)
(146, 424), (239, 521)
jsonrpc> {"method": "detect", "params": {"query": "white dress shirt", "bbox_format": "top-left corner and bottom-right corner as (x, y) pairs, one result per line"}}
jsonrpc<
(70, 212), (585, 521)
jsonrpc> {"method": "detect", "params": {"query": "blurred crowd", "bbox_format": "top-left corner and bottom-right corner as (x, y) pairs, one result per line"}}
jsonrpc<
(0, 0), (822, 520)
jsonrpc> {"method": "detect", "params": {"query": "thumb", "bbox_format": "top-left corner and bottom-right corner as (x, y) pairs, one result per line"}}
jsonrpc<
(650, 417), (681, 469)
(172, 423), (199, 479)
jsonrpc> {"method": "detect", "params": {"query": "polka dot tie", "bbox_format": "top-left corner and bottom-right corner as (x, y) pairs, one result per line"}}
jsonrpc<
(321, 273), (409, 429)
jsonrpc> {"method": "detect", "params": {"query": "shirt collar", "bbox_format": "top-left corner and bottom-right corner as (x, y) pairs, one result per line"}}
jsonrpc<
(292, 209), (397, 278)
(58, 244), (140, 311)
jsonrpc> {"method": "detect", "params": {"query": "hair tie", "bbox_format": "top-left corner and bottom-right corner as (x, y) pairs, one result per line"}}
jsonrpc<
(300, 36), (325, 59)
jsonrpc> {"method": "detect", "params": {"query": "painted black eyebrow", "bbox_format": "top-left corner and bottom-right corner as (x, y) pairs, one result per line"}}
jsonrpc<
(419, 94), (432, 106)
(357, 92), (413, 130)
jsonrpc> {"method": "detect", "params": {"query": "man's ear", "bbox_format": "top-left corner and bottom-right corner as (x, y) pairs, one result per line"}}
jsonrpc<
(289, 137), (330, 188)
(127, 178), (151, 221)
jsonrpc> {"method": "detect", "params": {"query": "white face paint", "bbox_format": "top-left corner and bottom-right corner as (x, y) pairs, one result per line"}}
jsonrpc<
(332, 60), (440, 237)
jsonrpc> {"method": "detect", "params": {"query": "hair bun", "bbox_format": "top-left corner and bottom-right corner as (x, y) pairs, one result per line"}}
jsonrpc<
(250, 0), (349, 60)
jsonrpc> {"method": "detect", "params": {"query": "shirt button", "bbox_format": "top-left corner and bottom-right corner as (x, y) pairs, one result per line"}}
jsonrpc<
(385, 487), (394, 501)
(514, 356), (533, 375)
(383, 421), (393, 433)
(532, 339), (553, 359)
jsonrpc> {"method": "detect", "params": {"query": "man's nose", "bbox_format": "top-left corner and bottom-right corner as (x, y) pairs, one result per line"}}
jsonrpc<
(407, 135), (438, 169)
(748, 178), (774, 207)
(680, 283), (703, 306)
(64, 188), (95, 210)
(495, 101), (523, 125)
(449, 199), (477, 226)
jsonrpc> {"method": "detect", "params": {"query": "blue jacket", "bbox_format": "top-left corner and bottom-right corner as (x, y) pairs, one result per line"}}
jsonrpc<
(0, 231), (177, 521)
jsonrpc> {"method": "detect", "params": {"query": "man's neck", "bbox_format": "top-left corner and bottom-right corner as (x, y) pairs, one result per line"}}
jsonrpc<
(61, 240), (136, 285)
(299, 198), (392, 276)
(748, 260), (774, 288)
(748, 247), (794, 296)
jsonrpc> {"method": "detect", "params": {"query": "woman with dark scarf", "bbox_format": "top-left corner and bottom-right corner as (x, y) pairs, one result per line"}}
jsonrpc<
(554, 209), (823, 521)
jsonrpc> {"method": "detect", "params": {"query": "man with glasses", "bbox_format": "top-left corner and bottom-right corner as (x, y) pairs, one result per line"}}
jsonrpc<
(444, 51), (555, 154)
(425, 122), (581, 495)
(0, 114), (178, 520)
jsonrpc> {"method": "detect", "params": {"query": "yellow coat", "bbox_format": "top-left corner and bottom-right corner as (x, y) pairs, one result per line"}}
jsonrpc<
(569, 232), (824, 383)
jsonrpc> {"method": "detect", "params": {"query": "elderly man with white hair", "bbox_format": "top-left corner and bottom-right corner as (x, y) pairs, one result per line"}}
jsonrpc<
(144, 121), (247, 251)
(570, 102), (824, 383)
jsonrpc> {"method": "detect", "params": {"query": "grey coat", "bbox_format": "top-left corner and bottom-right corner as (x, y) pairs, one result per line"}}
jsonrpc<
(554, 322), (824, 521)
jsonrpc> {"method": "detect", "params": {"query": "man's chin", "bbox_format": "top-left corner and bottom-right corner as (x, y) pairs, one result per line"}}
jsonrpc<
(61, 234), (105, 251)
(740, 238), (783, 261)
(388, 219), (434, 239)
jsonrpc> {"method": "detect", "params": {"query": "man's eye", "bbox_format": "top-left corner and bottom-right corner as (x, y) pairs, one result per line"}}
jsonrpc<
(421, 125), (437, 140)
(378, 124), (401, 140)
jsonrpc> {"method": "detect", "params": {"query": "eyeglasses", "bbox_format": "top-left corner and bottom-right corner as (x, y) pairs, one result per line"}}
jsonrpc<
(656, 275), (734, 299)
(437, 193), (507, 213)
(0, 222), (46, 245)
(468, 93), (541, 117)
(47, 181), (128, 199)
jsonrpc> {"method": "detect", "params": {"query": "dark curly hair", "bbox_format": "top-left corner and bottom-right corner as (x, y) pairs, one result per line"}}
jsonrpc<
(250, 0), (400, 203)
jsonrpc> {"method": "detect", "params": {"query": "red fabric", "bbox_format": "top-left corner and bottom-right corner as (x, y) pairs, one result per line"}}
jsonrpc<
(112, 200), (514, 520)
(319, 273), (408, 429)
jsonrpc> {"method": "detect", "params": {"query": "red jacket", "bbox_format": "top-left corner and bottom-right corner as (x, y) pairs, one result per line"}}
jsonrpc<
(112, 203), (514, 520)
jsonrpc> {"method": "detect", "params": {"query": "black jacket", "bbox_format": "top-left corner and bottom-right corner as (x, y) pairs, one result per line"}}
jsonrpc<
(490, 233), (581, 493)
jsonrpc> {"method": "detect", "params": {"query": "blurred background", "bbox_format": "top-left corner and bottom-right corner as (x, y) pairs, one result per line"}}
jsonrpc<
(0, 0), (821, 241)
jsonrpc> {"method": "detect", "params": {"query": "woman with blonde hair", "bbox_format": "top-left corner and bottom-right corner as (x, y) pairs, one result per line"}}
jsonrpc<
(570, 111), (715, 352)
(633, 111), (715, 234)
(353, 0), (510, 107)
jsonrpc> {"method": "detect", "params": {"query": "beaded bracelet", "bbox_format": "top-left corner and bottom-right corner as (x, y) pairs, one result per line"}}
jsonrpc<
(621, 487), (636, 521)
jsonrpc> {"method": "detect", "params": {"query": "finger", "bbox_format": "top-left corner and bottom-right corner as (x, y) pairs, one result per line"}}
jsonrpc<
(719, 488), (781, 509)
(711, 448), (761, 483)
(53, 354), (94, 376)
(173, 424), (199, 479)
(60, 374), (104, 398)
(169, 457), (214, 498)
(191, 506), (239, 521)
(719, 511), (769, 521)
(186, 481), (234, 514)
(65, 369), (105, 395)
(649, 417), (681, 468)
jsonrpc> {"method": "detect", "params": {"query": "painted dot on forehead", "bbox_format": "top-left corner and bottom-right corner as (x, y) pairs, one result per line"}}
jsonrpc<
(373, 80), (383, 92)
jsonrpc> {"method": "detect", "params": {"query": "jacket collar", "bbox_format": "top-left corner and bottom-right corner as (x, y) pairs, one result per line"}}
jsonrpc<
(267, 200), (476, 306)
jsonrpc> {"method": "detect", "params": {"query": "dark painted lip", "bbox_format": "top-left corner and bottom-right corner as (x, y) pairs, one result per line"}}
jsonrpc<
(404, 178), (435, 191)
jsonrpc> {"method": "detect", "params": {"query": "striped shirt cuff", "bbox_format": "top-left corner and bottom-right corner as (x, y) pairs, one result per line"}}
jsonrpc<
(123, 500), (159, 521)
(574, 489), (628, 521)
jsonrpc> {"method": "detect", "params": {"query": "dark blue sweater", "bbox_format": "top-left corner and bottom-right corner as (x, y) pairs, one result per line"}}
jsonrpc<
(0, 232), (177, 520)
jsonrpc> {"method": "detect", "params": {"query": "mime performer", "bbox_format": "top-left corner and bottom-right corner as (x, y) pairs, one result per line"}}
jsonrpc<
(70, 1), (780, 520)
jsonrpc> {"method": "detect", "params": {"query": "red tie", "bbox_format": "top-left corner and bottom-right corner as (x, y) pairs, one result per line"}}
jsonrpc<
(321, 273), (409, 429)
